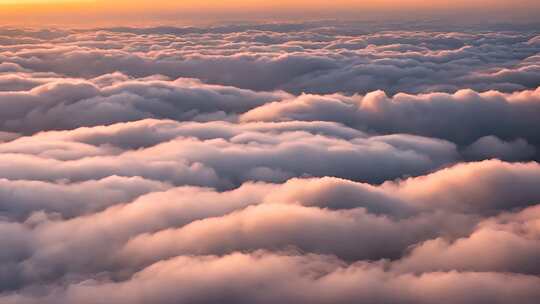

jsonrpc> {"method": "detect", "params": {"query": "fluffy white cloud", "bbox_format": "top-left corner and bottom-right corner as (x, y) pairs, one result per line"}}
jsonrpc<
(1, 23), (539, 95)
(0, 21), (539, 303)
(242, 88), (540, 147)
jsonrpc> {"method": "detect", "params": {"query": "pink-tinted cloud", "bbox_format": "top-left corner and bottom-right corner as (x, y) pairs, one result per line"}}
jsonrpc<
(0, 21), (539, 304)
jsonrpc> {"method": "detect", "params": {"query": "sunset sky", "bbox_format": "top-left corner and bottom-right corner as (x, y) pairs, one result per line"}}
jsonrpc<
(1, 0), (539, 26)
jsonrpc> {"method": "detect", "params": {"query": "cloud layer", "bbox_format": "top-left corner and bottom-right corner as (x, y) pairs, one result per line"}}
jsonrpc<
(0, 21), (539, 303)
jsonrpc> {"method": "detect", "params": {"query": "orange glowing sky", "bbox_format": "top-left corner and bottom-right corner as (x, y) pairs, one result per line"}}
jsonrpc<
(0, 0), (539, 26)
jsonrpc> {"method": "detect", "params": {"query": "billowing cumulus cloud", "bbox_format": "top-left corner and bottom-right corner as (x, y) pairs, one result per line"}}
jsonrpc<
(1, 22), (539, 95)
(0, 20), (539, 303)
(0, 76), (289, 134)
(464, 136), (536, 161)
(242, 89), (540, 147)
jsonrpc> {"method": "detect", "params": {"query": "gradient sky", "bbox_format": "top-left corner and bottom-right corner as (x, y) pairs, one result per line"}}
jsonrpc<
(1, 0), (539, 26)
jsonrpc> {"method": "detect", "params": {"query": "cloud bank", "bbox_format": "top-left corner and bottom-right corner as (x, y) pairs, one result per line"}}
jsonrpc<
(0, 21), (539, 303)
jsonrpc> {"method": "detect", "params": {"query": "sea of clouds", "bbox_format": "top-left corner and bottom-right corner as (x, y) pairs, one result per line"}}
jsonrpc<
(1, 20), (540, 303)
